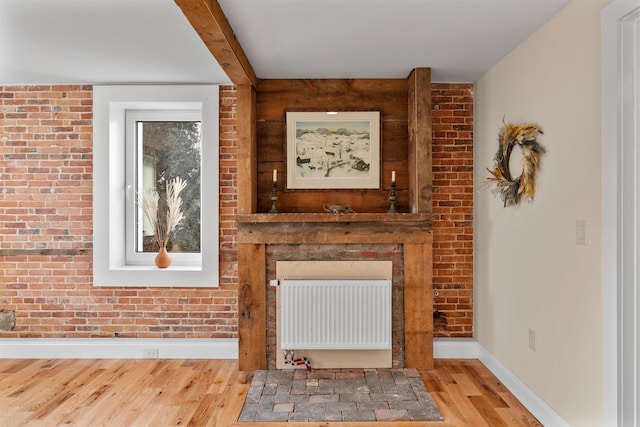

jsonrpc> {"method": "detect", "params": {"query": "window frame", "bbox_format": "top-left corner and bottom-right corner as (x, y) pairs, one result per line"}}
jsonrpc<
(124, 109), (202, 267)
(93, 85), (219, 287)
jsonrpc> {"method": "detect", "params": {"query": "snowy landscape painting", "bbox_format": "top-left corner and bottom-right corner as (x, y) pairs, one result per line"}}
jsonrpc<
(286, 111), (380, 189)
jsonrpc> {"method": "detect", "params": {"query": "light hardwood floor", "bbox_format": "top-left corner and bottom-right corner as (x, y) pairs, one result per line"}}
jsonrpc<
(0, 358), (541, 426)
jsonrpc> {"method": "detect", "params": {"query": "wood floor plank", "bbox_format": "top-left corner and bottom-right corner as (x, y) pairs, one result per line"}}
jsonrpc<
(451, 372), (483, 395)
(446, 383), (493, 427)
(0, 358), (541, 426)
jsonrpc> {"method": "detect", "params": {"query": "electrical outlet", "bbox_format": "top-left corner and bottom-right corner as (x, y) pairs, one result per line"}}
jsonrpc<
(143, 348), (159, 358)
(528, 329), (536, 352)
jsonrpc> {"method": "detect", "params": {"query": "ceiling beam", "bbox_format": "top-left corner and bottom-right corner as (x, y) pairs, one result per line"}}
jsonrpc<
(175, 0), (258, 87)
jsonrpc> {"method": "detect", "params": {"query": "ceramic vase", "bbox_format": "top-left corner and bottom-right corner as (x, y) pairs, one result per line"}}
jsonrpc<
(155, 246), (171, 268)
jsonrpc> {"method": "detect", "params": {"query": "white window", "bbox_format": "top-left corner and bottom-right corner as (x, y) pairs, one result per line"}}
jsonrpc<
(93, 85), (219, 287)
(125, 109), (202, 267)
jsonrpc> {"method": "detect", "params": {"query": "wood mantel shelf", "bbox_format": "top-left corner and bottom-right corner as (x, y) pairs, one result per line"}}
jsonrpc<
(237, 212), (432, 224)
(237, 213), (432, 245)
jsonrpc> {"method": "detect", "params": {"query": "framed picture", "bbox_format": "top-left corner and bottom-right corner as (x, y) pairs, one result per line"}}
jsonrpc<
(286, 111), (380, 189)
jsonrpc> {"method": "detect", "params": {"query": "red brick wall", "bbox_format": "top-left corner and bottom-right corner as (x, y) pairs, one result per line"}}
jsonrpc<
(0, 85), (238, 338)
(431, 83), (474, 337)
(0, 83), (472, 340)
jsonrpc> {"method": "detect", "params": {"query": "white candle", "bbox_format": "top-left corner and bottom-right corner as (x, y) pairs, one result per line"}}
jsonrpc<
(391, 170), (396, 183)
(273, 169), (277, 182)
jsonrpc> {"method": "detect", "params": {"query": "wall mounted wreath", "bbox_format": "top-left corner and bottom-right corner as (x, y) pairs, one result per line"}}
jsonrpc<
(487, 121), (546, 207)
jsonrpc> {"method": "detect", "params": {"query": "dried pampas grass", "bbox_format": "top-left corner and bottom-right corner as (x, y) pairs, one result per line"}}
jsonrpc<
(138, 177), (187, 249)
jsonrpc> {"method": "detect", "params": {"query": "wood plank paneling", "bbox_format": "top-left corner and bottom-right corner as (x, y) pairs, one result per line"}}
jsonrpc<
(256, 186), (408, 214)
(255, 78), (409, 214)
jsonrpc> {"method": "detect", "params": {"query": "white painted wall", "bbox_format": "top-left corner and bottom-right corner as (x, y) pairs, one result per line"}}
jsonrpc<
(474, 1), (613, 426)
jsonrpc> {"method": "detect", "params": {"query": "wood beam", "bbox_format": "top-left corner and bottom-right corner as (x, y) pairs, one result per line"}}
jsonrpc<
(175, 0), (258, 87)
(404, 242), (434, 370)
(407, 68), (432, 214)
(236, 85), (257, 213)
(237, 243), (267, 371)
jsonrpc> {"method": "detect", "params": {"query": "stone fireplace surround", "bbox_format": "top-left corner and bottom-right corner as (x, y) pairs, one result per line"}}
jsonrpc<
(237, 213), (433, 371)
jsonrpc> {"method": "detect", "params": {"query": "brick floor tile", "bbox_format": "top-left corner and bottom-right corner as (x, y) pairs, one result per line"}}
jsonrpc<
(370, 392), (402, 402)
(251, 370), (268, 385)
(276, 384), (291, 395)
(295, 403), (325, 413)
(389, 400), (424, 410)
(374, 408), (410, 421)
(289, 394), (310, 404)
(237, 368), (443, 423)
(333, 385), (354, 394)
(320, 378), (347, 388)
(291, 379), (307, 394)
(404, 368), (420, 378)
(392, 369), (410, 384)
(254, 411), (290, 422)
(380, 377), (398, 392)
(308, 371), (336, 379)
(309, 394), (339, 403)
(258, 395), (276, 406)
(326, 402), (358, 412)
(336, 370), (365, 379)
(366, 382), (384, 393)
(244, 386), (262, 404)
(274, 393), (291, 403)
(307, 385), (334, 395)
(378, 369), (393, 379)
(261, 383), (277, 395)
(237, 403), (259, 422)
(273, 403), (294, 412)
(355, 384), (371, 393)
(340, 392), (371, 403)
(321, 412), (343, 421)
(343, 410), (376, 421)
(346, 377), (367, 388)
(357, 401), (390, 411)
(288, 412), (310, 421)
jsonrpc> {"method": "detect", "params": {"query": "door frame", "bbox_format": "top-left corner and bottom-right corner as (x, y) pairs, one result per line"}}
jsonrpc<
(602, 0), (639, 425)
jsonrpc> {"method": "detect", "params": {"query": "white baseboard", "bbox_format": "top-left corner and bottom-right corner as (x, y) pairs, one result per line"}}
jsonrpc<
(434, 338), (570, 427)
(0, 338), (238, 360)
(433, 337), (480, 358)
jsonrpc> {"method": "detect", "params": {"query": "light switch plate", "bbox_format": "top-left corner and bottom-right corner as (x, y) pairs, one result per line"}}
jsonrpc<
(576, 218), (588, 245)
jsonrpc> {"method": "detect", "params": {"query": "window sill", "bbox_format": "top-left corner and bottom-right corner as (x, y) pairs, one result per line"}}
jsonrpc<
(113, 265), (203, 272)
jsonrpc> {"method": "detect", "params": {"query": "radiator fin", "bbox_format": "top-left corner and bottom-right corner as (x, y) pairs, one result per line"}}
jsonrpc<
(280, 279), (392, 350)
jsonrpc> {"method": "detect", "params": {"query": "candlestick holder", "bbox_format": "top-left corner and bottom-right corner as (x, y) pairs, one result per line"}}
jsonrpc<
(387, 181), (398, 213)
(269, 181), (279, 213)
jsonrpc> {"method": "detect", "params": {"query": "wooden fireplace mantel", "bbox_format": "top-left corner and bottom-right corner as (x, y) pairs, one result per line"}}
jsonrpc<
(237, 213), (434, 371)
(237, 213), (432, 244)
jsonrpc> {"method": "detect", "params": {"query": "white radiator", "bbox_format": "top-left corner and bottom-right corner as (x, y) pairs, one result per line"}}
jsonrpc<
(279, 279), (392, 350)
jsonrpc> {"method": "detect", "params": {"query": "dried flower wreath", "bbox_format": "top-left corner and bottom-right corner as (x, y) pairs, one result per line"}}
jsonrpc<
(487, 121), (545, 207)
